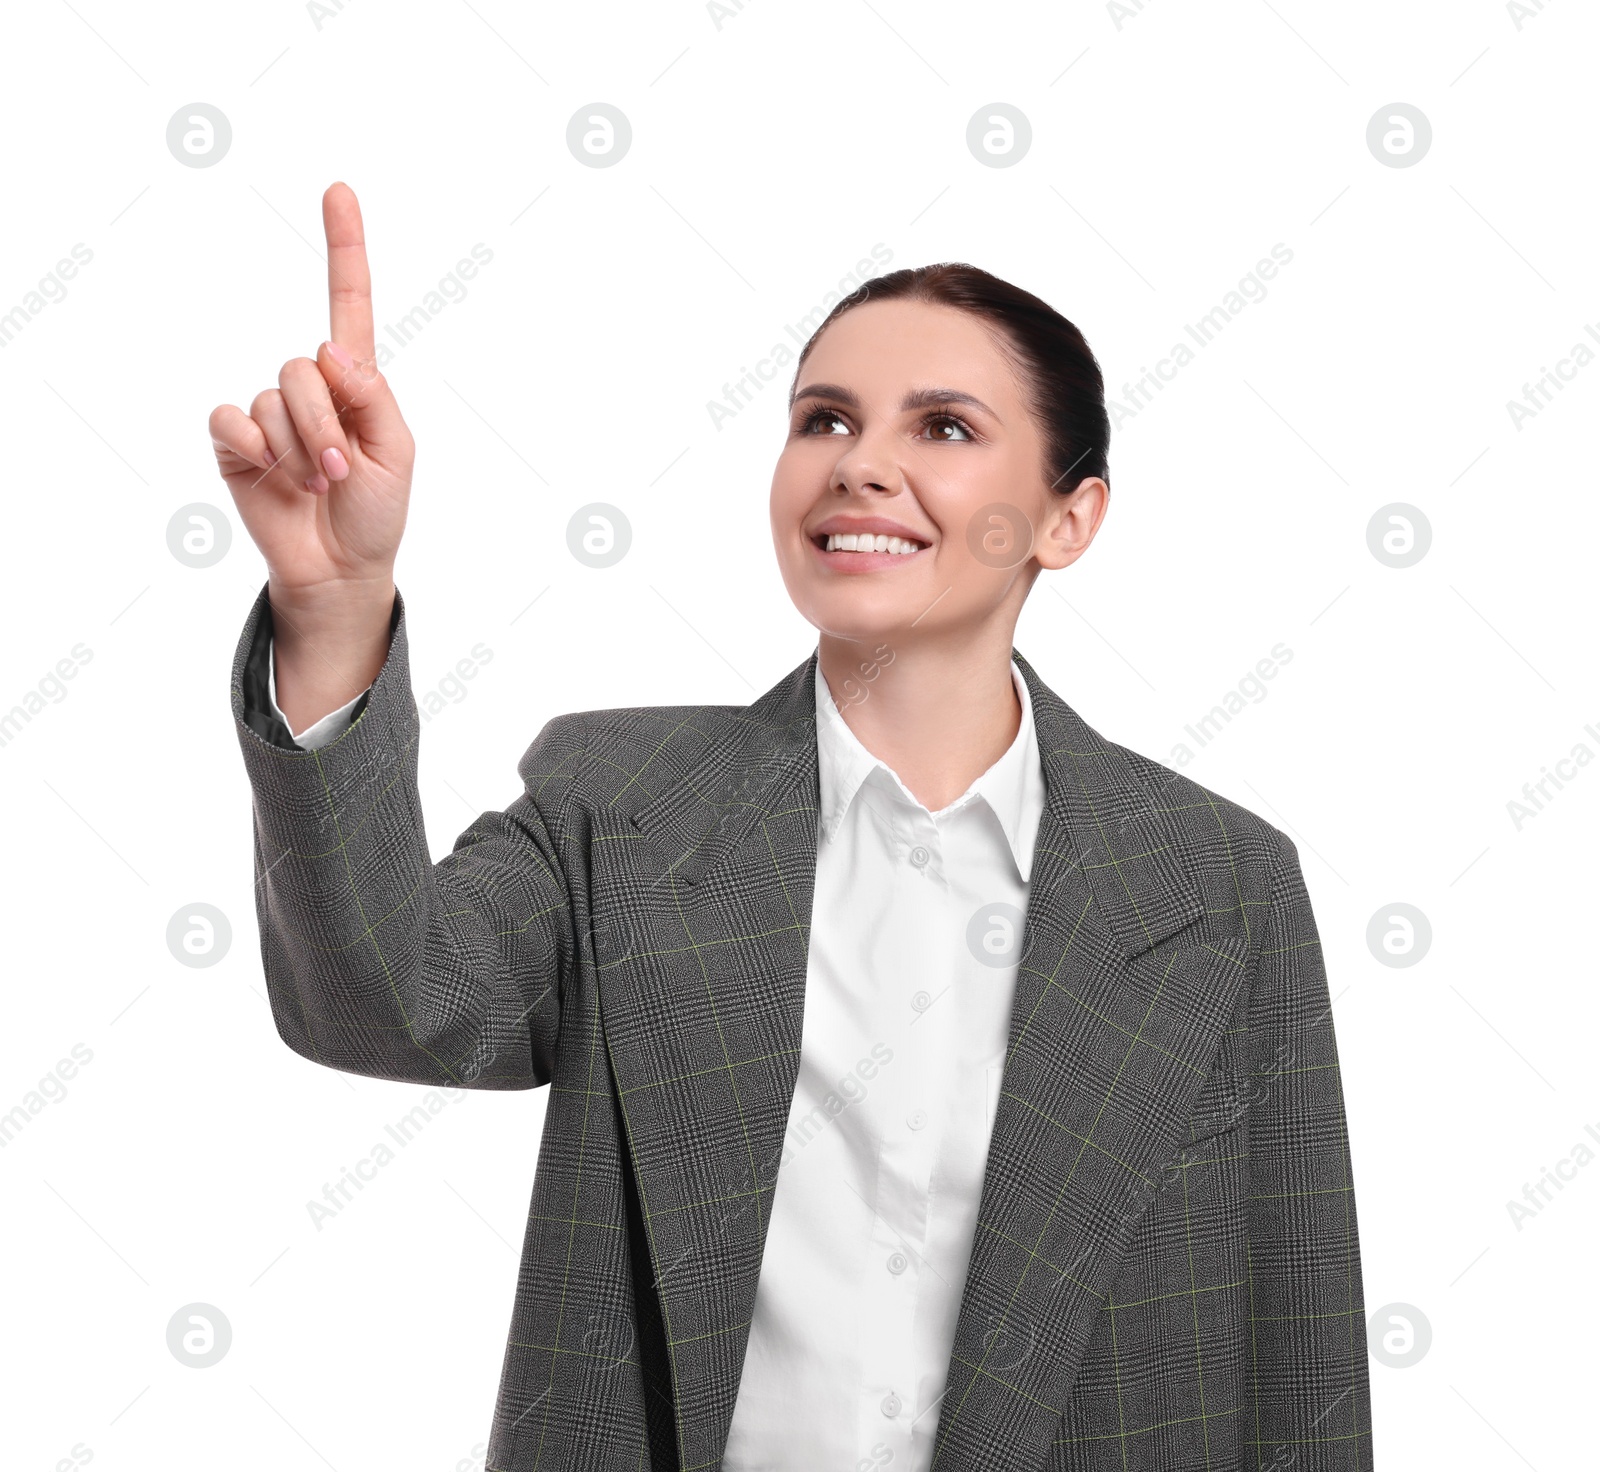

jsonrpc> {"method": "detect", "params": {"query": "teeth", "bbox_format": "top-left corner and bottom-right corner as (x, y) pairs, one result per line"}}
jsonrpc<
(824, 532), (925, 554)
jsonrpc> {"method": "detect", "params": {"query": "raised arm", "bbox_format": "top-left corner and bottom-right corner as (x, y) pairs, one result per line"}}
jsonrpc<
(215, 184), (577, 1090)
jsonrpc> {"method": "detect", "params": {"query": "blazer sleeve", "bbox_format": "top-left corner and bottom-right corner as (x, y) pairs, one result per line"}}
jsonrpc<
(1243, 828), (1374, 1469)
(230, 581), (584, 1091)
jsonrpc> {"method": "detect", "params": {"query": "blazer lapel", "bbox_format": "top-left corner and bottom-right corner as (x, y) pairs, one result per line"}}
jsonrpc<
(928, 651), (1250, 1471)
(594, 653), (822, 1472)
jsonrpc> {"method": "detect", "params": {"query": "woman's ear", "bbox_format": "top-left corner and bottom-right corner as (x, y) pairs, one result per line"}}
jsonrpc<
(1033, 476), (1109, 573)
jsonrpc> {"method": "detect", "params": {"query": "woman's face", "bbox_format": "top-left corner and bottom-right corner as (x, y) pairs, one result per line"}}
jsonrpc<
(769, 297), (1104, 650)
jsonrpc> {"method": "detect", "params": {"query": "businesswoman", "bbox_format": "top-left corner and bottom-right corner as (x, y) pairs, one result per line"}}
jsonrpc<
(213, 184), (1373, 1471)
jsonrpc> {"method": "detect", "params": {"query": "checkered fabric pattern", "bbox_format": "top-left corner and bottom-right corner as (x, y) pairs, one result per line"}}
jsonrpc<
(231, 581), (1373, 1471)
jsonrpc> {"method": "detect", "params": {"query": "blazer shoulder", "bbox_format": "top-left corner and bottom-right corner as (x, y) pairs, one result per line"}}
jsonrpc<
(1112, 742), (1293, 903)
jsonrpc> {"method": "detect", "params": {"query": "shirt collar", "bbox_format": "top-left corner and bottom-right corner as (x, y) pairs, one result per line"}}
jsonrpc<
(813, 653), (1046, 883)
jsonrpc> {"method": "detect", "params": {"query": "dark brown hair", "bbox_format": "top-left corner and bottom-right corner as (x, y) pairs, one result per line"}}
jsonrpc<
(790, 262), (1110, 496)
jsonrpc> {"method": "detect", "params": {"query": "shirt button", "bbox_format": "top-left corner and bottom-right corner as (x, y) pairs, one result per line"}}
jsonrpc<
(911, 990), (931, 1012)
(881, 1391), (902, 1417)
(907, 1109), (927, 1130)
(908, 844), (930, 868)
(887, 1251), (908, 1275)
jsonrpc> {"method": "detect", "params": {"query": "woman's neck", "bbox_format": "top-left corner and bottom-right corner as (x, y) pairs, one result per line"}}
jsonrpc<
(817, 625), (1023, 812)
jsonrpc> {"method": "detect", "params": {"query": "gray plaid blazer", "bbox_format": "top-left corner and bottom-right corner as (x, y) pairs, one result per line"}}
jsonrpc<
(231, 582), (1373, 1471)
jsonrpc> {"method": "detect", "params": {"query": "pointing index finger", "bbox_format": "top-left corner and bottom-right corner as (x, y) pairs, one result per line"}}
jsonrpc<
(322, 181), (375, 361)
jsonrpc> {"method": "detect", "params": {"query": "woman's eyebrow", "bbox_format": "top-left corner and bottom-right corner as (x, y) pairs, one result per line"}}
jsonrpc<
(902, 386), (996, 417)
(789, 381), (997, 417)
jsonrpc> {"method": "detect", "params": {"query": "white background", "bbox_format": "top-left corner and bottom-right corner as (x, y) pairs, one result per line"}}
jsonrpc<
(2, 0), (1596, 1467)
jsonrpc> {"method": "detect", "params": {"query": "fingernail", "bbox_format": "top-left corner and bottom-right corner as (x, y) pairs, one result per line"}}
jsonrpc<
(323, 340), (354, 368)
(321, 446), (349, 480)
(304, 473), (329, 495)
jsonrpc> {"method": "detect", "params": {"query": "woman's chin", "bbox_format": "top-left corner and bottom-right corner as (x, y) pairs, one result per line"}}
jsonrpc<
(781, 559), (965, 647)
(804, 600), (929, 649)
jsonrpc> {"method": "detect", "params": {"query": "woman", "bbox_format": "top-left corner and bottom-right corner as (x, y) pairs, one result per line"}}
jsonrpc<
(214, 183), (1373, 1471)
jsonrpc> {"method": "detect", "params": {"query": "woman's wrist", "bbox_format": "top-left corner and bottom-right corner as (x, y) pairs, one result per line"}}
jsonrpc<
(268, 574), (396, 734)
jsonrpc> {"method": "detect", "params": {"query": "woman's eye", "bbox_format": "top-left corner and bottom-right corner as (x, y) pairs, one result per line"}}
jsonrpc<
(925, 415), (971, 442)
(802, 409), (850, 435)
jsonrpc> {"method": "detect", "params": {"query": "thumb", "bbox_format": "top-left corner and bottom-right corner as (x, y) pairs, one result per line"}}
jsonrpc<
(318, 339), (410, 462)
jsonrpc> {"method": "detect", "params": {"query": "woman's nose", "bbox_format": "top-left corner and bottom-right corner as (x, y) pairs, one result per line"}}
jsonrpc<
(833, 425), (905, 496)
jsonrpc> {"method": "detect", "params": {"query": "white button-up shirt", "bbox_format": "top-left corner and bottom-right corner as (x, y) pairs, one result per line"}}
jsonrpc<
(721, 656), (1045, 1472)
(266, 641), (1047, 1470)
(266, 645), (366, 749)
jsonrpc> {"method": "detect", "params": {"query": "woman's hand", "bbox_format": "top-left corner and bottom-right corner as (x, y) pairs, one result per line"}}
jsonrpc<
(209, 181), (413, 603)
(209, 182), (414, 732)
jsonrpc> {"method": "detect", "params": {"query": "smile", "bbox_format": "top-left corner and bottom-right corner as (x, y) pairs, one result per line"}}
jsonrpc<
(820, 531), (926, 555)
